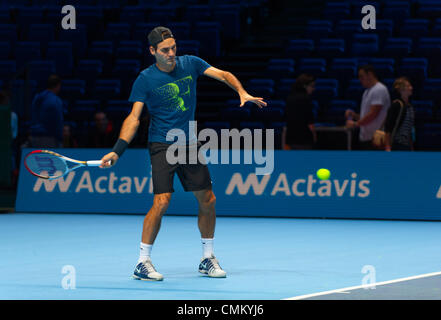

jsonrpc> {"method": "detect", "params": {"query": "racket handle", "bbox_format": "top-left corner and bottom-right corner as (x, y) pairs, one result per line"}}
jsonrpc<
(87, 160), (112, 166)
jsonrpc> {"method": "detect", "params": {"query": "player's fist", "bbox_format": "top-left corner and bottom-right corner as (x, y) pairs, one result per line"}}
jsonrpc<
(99, 152), (119, 168)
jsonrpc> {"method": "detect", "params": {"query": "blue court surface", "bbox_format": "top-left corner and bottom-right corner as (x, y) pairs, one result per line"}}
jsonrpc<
(1, 213), (441, 300)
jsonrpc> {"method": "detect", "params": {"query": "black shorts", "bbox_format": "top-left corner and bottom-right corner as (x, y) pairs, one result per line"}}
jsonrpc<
(148, 142), (212, 194)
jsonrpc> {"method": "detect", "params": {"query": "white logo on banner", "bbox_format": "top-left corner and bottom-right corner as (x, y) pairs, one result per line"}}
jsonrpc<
(33, 171), (153, 194)
(225, 172), (370, 198)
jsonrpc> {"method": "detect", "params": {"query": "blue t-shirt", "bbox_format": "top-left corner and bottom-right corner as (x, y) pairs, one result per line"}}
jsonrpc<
(30, 90), (64, 142)
(129, 55), (211, 144)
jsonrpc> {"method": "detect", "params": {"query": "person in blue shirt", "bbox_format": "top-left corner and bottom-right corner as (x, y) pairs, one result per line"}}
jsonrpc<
(100, 26), (267, 281)
(29, 75), (64, 148)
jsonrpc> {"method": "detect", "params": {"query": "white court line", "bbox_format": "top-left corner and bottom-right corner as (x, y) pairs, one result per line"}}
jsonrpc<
(284, 270), (441, 300)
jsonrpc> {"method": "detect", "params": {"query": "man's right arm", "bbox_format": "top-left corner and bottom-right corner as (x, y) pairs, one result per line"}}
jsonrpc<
(100, 101), (144, 168)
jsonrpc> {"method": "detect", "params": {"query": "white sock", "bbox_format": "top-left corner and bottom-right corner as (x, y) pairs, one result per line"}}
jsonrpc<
(138, 242), (152, 263)
(201, 238), (214, 258)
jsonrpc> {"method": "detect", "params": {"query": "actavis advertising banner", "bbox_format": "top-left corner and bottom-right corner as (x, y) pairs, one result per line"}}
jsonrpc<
(16, 148), (441, 220)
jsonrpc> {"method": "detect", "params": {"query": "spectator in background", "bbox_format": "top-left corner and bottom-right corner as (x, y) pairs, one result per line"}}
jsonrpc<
(88, 111), (117, 148)
(29, 74), (64, 148)
(282, 73), (317, 150)
(345, 65), (391, 150)
(384, 77), (415, 151)
(62, 124), (78, 148)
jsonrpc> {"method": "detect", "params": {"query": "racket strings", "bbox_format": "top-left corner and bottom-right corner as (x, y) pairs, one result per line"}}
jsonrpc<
(26, 153), (67, 178)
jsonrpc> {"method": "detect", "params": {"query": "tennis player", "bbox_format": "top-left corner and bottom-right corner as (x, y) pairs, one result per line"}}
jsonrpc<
(99, 26), (267, 281)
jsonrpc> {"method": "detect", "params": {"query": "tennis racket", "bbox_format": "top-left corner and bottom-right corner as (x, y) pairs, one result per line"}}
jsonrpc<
(24, 149), (111, 180)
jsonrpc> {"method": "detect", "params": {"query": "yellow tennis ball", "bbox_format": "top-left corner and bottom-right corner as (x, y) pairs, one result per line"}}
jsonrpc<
(316, 168), (331, 180)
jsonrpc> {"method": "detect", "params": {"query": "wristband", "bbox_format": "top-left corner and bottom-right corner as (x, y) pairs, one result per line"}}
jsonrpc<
(112, 138), (129, 157)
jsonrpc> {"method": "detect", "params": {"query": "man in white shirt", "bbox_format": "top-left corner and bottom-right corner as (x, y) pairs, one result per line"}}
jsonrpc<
(345, 65), (391, 150)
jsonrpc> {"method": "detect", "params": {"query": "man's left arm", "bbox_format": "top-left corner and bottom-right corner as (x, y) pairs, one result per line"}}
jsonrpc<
(203, 67), (267, 108)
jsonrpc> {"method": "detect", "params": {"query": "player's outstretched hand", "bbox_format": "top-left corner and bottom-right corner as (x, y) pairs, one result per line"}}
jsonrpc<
(99, 152), (119, 168)
(239, 92), (267, 108)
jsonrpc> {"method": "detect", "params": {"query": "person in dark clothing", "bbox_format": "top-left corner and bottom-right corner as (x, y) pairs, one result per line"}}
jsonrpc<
(88, 111), (117, 148)
(29, 75), (63, 148)
(384, 77), (415, 151)
(282, 74), (317, 150)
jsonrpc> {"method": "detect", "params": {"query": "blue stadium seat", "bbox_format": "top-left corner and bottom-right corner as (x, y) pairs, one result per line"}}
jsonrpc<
(193, 22), (221, 57)
(68, 105), (97, 122)
(132, 22), (157, 47)
(60, 80), (86, 101)
(251, 107), (284, 122)
(432, 18), (441, 36)
(267, 100), (286, 111)
(16, 7), (44, 28)
(382, 1), (410, 27)
(0, 24), (17, 46)
(286, 40), (314, 59)
(416, 1), (441, 19)
(104, 23), (131, 45)
(322, 2), (350, 21)
(93, 80), (121, 100)
(115, 40), (143, 59)
(119, 6), (147, 25)
(239, 122), (265, 131)
(184, 5), (211, 21)
(297, 58), (326, 77)
(316, 39), (345, 59)
(88, 41), (114, 75)
(326, 99), (357, 124)
(329, 58), (357, 88)
(305, 20), (333, 41)
(368, 58), (395, 79)
(202, 121), (231, 136)
(397, 58), (428, 87)
(105, 101), (131, 123)
(212, 4), (241, 41)
(371, 20), (394, 46)
(351, 34), (379, 56)
(76, 60), (103, 89)
(0, 42), (10, 59)
(416, 123), (441, 150)
(0, 60), (16, 79)
(112, 59), (141, 96)
(415, 38), (441, 76)
(26, 24), (54, 51)
(312, 78), (339, 109)
(266, 59), (295, 80)
(0, 7), (11, 23)
(166, 22), (191, 40)
(58, 24), (87, 59)
(28, 60), (56, 89)
(420, 78), (441, 102)
(221, 106), (251, 122)
(383, 37), (412, 58)
(15, 41), (41, 69)
(412, 100), (434, 121)
(178, 40), (200, 56)
(334, 20), (363, 46)
(398, 19), (429, 42)
(344, 79), (364, 102)
(276, 78), (295, 99)
(45, 42), (73, 77)
(75, 5), (104, 33)
(147, 6), (177, 24)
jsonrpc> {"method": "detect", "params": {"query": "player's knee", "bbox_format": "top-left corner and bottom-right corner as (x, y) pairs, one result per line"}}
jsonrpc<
(153, 193), (171, 212)
(200, 191), (216, 210)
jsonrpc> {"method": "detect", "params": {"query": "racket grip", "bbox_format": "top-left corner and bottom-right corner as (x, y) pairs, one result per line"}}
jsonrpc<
(87, 160), (112, 166)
